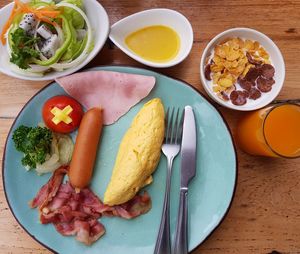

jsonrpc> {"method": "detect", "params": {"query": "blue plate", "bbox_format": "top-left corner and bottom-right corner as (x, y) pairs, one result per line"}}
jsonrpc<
(2, 66), (237, 254)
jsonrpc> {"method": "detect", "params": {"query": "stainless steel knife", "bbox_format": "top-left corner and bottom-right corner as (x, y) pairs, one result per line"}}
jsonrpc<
(173, 105), (197, 254)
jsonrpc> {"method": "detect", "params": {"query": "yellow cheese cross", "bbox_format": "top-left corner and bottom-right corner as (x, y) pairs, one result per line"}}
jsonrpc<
(51, 105), (73, 125)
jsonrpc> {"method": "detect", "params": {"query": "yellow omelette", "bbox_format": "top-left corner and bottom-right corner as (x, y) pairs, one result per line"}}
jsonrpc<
(103, 98), (165, 206)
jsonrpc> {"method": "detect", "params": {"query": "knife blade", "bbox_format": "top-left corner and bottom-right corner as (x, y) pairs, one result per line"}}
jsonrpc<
(180, 105), (197, 188)
(173, 105), (197, 254)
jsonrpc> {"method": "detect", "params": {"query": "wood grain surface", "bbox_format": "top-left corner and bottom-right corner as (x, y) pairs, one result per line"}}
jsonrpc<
(0, 0), (300, 253)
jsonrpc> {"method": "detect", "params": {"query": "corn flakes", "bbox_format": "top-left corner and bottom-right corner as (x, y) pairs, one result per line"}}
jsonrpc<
(204, 37), (272, 102)
(205, 38), (274, 105)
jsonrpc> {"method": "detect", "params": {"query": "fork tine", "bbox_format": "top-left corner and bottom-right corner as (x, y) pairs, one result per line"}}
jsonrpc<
(164, 107), (184, 145)
(173, 108), (180, 144)
(177, 109), (184, 144)
(168, 108), (175, 144)
(164, 108), (170, 143)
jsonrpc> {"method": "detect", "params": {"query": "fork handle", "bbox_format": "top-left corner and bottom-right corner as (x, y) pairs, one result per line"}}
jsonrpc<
(173, 188), (188, 254)
(154, 157), (174, 254)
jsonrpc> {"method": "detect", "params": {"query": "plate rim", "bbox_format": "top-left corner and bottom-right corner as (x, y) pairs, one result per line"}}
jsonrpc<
(2, 65), (238, 253)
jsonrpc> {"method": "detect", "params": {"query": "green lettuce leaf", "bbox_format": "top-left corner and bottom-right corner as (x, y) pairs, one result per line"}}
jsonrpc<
(59, 0), (87, 61)
(29, 0), (54, 8)
(60, 0), (85, 29)
(71, 32), (87, 60)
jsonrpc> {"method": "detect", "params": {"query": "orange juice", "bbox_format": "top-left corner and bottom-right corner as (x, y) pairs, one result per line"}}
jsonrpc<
(236, 103), (300, 158)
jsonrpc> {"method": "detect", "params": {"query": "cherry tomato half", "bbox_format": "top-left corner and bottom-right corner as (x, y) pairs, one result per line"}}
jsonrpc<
(42, 95), (84, 133)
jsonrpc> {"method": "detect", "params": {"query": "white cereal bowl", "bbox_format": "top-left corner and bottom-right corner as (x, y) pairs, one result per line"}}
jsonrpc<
(200, 27), (285, 111)
(109, 8), (194, 68)
(0, 0), (109, 81)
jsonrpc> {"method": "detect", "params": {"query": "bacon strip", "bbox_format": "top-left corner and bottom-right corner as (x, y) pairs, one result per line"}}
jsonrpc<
(30, 167), (152, 245)
(101, 192), (151, 219)
(29, 166), (68, 209)
(54, 219), (105, 245)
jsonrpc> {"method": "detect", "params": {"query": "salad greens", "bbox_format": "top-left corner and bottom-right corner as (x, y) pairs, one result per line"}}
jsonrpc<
(61, 0), (85, 29)
(33, 15), (72, 66)
(2, 0), (93, 74)
(10, 28), (40, 69)
(29, 0), (53, 7)
(60, 20), (82, 61)
(12, 125), (52, 169)
(72, 32), (88, 60)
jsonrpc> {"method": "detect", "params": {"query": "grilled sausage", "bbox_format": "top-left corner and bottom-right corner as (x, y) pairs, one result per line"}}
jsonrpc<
(69, 107), (103, 190)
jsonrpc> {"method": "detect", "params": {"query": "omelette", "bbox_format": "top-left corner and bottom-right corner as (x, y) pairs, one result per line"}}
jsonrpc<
(104, 98), (165, 206)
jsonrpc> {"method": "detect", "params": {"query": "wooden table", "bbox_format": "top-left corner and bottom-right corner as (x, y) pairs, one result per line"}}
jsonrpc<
(0, 0), (300, 253)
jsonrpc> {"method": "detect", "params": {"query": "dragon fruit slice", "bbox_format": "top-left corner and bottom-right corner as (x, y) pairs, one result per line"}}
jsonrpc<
(37, 24), (53, 40)
(40, 34), (59, 59)
(19, 13), (37, 36)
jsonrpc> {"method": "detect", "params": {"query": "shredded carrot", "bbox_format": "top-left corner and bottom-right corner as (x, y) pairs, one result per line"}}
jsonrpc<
(36, 16), (56, 26)
(1, 0), (61, 45)
(14, 0), (26, 9)
(36, 10), (60, 18)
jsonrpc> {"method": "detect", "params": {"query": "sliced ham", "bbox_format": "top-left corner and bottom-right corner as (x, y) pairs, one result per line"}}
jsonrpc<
(55, 71), (156, 125)
(30, 167), (152, 245)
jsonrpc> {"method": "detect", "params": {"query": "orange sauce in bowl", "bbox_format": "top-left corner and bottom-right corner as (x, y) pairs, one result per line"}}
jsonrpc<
(125, 25), (180, 63)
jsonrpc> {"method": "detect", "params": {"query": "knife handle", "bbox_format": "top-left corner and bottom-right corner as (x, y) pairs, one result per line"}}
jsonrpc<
(173, 188), (188, 254)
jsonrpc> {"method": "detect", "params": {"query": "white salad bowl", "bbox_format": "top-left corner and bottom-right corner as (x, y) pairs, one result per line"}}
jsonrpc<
(0, 0), (109, 81)
(200, 27), (285, 111)
(109, 8), (194, 68)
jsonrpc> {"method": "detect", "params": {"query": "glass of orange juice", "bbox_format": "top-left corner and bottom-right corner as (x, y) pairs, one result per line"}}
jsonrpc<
(236, 102), (300, 158)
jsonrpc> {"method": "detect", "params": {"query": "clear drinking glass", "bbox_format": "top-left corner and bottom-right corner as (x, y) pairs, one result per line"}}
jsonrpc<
(236, 101), (300, 158)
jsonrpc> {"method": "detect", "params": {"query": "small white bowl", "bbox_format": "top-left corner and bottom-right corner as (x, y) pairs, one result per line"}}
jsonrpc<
(200, 27), (285, 111)
(0, 0), (109, 81)
(109, 9), (193, 68)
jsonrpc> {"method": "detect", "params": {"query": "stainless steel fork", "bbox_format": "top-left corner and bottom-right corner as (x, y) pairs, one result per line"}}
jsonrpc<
(154, 108), (184, 254)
